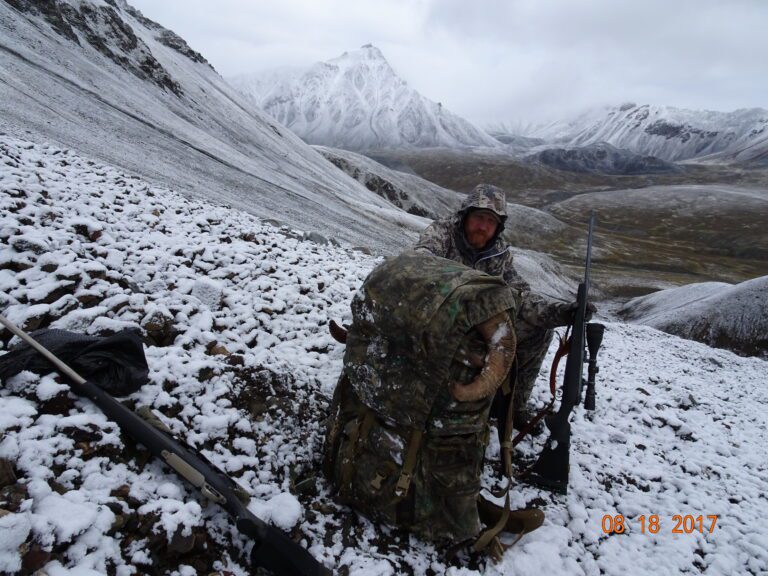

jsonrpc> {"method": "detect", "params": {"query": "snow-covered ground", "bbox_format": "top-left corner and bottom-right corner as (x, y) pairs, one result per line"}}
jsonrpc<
(1, 136), (767, 575)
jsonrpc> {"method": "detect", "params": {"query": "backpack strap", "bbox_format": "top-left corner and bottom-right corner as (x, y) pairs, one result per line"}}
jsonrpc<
(472, 489), (511, 557)
(335, 402), (424, 505)
(395, 427), (424, 498)
(338, 408), (376, 496)
(478, 387), (515, 556)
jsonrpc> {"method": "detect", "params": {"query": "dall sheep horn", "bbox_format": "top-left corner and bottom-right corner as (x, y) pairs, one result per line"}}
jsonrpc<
(450, 312), (516, 402)
(329, 319), (348, 344)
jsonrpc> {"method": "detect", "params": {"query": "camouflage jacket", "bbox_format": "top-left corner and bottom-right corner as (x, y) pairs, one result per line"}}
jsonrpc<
(415, 216), (571, 331)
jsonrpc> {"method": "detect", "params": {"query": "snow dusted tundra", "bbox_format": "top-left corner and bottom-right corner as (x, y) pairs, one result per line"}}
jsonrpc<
(1, 135), (767, 575)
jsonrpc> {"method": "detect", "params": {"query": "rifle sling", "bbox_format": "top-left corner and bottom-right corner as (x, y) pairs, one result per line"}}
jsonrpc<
(511, 327), (570, 449)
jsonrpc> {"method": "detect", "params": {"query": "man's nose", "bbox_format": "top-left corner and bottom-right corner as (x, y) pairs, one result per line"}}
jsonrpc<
(479, 219), (494, 232)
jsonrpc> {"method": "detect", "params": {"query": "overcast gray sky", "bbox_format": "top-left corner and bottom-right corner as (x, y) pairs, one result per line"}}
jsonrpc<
(129, 0), (768, 126)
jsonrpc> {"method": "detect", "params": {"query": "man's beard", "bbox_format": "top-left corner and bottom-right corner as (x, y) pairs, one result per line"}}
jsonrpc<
(466, 230), (492, 249)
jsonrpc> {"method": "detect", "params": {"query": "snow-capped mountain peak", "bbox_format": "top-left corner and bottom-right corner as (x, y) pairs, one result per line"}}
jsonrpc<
(229, 45), (500, 151)
(333, 43), (390, 66)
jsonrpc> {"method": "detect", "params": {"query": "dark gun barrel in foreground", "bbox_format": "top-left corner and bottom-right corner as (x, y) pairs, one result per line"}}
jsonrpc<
(0, 314), (331, 576)
(525, 211), (601, 494)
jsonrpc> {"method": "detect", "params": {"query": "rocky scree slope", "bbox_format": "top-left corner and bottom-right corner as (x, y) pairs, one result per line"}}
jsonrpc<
(0, 0), (419, 252)
(0, 134), (374, 574)
(1, 135), (768, 576)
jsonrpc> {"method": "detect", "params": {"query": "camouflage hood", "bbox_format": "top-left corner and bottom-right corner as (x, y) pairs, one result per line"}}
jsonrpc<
(454, 184), (508, 257)
(459, 184), (507, 222)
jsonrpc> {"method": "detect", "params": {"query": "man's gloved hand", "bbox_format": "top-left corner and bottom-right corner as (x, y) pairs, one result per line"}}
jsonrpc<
(557, 301), (597, 325)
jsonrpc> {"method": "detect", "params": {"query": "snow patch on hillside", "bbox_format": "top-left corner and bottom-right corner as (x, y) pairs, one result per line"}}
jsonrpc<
(620, 277), (768, 358)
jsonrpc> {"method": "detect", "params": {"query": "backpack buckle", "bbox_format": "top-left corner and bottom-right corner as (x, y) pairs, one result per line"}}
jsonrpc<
(395, 472), (412, 497)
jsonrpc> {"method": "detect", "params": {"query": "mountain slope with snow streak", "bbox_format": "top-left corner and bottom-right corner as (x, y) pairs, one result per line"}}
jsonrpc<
(525, 142), (679, 175)
(0, 0), (421, 252)
(313, 145), (461, 219)
(229, 45), (501, 151)
(619, 277), (768, 358)
(523, 103), (768, 165)
(1, 135), (767, 576)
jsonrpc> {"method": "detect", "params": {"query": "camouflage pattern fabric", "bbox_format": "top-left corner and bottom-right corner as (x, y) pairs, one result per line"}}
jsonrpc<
(345, 250), (517, 428)
(460, 184), (507, 219)
(415, 215), (573, 407)
(324, 250), (517, 543)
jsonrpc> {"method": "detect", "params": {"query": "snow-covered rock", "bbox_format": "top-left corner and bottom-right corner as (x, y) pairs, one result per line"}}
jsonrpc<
(519, 103), (768, 165)
(619, 276), (768, 358)
(229, 44), (501, 151)
(191, 278), (224, 311)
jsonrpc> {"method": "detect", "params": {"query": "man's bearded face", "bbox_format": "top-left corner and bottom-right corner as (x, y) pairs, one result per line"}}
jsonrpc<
(463, 210), (499, 249)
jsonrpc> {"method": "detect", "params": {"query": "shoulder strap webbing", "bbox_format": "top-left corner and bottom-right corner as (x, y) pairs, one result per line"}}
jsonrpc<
(395, 428), (424, 498)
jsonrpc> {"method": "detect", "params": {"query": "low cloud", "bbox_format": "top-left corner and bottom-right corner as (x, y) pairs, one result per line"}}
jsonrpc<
(129, 0), (768, 125)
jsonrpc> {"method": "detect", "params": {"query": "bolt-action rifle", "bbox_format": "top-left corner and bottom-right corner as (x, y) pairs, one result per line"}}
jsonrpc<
(525, 212), (605, 494)
(0, 314), (331, 576)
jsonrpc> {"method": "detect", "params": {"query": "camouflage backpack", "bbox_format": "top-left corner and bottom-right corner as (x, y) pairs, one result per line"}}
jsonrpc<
(323, 250), (518, 544)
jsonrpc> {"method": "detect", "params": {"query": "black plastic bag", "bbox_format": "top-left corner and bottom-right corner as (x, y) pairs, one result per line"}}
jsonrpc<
(0, 329), (149, 396)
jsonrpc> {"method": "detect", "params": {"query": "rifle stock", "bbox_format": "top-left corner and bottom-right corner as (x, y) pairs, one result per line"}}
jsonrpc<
(525, 212), (596, 494)
(0, 314), (330, 576)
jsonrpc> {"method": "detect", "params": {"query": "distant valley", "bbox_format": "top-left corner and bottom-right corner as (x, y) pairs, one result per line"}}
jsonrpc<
(233, 47), (768, 295)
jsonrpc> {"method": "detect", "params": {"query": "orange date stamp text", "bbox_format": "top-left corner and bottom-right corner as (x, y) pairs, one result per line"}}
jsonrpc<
(601, 514), (718, 534)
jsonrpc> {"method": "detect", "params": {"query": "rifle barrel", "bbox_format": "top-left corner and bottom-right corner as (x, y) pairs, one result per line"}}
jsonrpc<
(0, 314), (86, 385)
(525, 212), (596, 494)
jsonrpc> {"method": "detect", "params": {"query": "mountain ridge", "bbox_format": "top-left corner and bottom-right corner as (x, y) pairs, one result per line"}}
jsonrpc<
(517, 103), (768, 165)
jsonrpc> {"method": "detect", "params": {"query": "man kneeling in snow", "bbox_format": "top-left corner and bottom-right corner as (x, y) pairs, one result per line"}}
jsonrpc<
(415, 183), (595, 435)
(323, 250), (543, 556)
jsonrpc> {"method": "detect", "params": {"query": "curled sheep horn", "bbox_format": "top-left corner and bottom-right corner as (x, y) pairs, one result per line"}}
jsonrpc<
(329, 319), (348, 343)
(450, 312), (516, 402)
